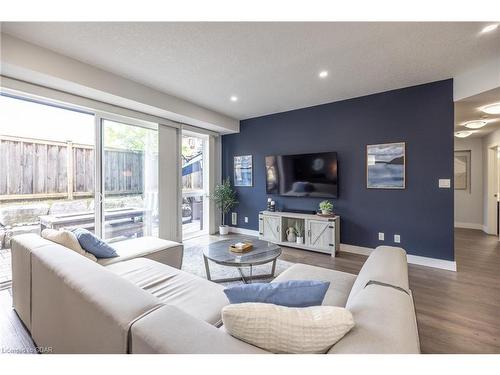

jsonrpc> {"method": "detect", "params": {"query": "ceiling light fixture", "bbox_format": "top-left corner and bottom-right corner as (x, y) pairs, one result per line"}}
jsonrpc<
(455, 131), (473, 138)
(481, 24), (499, 33)
(464, 120), (487, 129)
(230, 96), (238, 102)
(318, 70), (329, 79)
(481, 103), (500, 115)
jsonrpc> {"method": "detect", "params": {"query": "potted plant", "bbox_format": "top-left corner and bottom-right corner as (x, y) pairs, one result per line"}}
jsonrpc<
(210, 177), (238, 235)
(294, 221), (304, 244)
(319, 200), (334, 215)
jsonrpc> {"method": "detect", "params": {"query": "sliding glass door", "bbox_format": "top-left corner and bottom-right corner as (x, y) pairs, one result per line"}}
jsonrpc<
(0, 94), (95, 285)
(182, 131), (209, 239)
(101, 118), (159, 242)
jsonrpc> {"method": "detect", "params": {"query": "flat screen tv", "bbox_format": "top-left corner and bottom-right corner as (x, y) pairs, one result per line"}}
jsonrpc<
(265, 151), (338, 198)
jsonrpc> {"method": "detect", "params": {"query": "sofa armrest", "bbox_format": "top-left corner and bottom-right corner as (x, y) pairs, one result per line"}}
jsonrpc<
(130, 305), (268, 354)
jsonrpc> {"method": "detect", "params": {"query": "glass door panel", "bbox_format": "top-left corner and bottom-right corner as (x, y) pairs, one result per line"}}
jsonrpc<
(101, 119), (158, 242)
(0, 94), (95, 284)
(182, 132), (209, 239)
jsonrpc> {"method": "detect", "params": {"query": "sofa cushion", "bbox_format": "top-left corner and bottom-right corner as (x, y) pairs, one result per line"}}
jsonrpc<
(223, 280), (330, 307)
(347, 246), (409, 303)
(106, 258), (229, 326)
(30, 244), (161, 353)
(328, 284), (420, 354)
(72, 228), (118, 258)
(97, 236), (182, 267)
(272, 263), (356, 307)
(41, 228), (97, 262)
(222, 303), (355, 354)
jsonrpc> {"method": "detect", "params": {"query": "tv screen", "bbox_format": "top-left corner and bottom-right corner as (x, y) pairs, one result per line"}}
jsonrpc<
(265, 152), (338, 198)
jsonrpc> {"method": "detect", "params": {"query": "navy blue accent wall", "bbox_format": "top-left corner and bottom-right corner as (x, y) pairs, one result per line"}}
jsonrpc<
(222, 80), (454, 261)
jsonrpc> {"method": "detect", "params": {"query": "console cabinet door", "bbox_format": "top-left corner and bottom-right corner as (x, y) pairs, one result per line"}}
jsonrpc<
(261, 215), (281, 243)
(306, 219), (334, 253)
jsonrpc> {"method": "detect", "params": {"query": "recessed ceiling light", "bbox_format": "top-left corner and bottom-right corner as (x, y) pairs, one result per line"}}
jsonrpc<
(318, 70), (329, 79)
(230, 96), (238, 102)
(464, 120), (487, 129)
(481, 24), (499, 33)
(455, 131), (473, 138)
(481, 103), (500, 115)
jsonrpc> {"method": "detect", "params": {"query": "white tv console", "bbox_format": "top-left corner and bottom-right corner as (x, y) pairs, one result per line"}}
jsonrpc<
(258, 210), (340, 256)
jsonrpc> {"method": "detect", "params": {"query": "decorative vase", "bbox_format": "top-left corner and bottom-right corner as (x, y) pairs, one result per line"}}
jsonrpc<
(286, 227), (296, 242)
(296, 236), (304, 244)
(219, 225), (229, 235)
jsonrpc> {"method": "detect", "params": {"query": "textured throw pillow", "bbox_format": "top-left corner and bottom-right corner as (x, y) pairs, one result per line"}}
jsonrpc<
(41, 229), (97, 262)
(223, 280), (330, 307)
(222, 303), (355, 354)
(72, 228), (118, 258)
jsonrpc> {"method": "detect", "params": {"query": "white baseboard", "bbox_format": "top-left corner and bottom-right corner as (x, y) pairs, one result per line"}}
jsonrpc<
(228, 226), (260, 236)
(340, 243), (456, 271)
(339, 243), (373, 256)
(454, 222), (483, 230)
(229, 227), (457, 272)
(406, 254), (457, 271)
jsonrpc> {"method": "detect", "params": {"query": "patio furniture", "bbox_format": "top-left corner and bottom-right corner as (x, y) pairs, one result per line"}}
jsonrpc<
(39, 208), (147, 239)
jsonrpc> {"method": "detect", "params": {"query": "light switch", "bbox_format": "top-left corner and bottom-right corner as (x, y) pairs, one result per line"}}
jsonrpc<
(244, 217), (249, 223)
(439, 179), (451, 188)
(394, 234), (401, 243)
(378, 232), (385, 241)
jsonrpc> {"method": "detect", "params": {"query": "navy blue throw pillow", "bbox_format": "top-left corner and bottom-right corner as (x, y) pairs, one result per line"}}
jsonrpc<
(72, 228), (118, 258)
(223, 280), (330, 307)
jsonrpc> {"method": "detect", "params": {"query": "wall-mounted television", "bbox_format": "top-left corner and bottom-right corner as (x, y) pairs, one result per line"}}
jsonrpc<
(265, 151), (338, 198)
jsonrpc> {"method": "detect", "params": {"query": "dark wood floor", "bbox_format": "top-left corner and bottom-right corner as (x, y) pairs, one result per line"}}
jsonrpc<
(0, 228), (499, 354)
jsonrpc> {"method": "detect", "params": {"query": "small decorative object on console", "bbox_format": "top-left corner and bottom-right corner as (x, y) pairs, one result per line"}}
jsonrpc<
(294, 221), (304, 244)
(286, 227), (296, 242)
(319, 200), (334, 215)
(269, 200), (276, 212)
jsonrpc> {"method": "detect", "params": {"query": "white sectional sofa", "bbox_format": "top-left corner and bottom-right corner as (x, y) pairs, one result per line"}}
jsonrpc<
(11, 234), (420, 354)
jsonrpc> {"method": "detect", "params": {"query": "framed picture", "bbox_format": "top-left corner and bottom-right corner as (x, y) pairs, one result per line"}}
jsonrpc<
(367, 142), (406, 189)
(234, 155), (253, 187)
(454, 150), (471, 191)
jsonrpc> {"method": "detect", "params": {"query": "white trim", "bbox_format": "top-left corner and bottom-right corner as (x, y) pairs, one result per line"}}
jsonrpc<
(228, 227), (260, 236)
(339, 243), (373, 256)
(454, 222), (484, 230)
(340, 243), (456, 271)
(406, 254), (457, 271)
(228, 226), (458, 271)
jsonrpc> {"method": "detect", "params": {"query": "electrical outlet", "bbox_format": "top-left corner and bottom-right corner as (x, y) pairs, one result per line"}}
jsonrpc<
(231, 212), (237, 225)
(439, 179), (451, 188)
(244, 217), (248, 223)
(394, 234), (401, 243)
(378, 232), (384, 241)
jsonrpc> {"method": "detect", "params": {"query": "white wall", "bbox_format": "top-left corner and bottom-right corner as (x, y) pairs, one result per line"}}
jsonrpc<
(482, 129), (500, 234)
(454, 55), (500, 101)
(0, 33), (239, 134)
(454, 137), (484, 229)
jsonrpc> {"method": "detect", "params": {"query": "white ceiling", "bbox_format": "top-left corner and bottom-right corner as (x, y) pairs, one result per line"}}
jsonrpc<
(2, 22), (500, 120)
(455, 87), (500, 138)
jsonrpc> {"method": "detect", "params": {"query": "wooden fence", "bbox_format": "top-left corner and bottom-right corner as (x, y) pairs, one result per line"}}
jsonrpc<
(0, 135), (145, 201)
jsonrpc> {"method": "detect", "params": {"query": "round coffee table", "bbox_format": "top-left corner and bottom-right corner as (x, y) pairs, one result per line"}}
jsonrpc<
(203, 238), (282, 283)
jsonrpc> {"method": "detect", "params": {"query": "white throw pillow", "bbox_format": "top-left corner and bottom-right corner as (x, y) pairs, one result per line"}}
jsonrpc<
(222, 302), (355, 354)
(41, 229), (97, 262)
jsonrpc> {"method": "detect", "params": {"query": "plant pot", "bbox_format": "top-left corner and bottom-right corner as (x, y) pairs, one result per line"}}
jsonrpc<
(219, 225), (229, 235)
(296, 236), (304, 244)
(321, 210), (332, 215)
